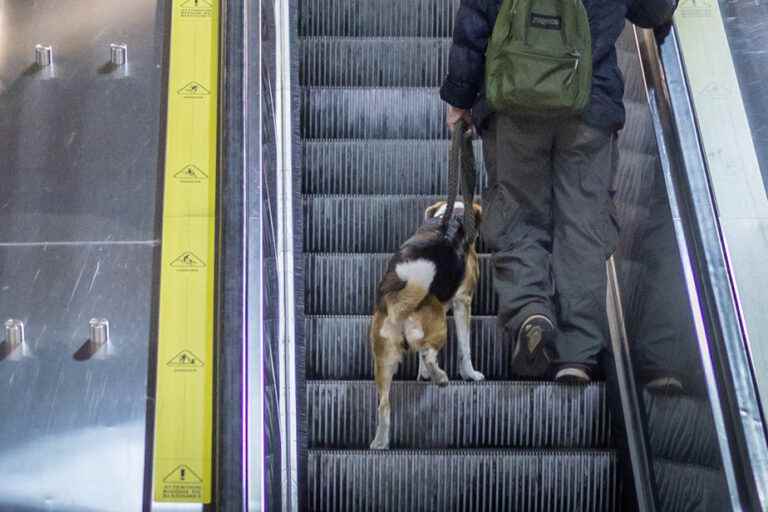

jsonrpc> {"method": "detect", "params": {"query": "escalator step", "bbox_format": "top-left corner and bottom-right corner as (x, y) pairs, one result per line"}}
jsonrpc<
(301, 140), (486, 195)
(306, 315), (506, 380)
(654, 459), (729, 512)
(304, 195), (491, 253)
(305, 253), (497, 316)
(307, 449), (619, 512)
(620, 100), (657, 155)
(299, 37), (450, 87)
(645, 391), (721, 468)
(299, 0), (461, 38)
(308, 381), (611, 449)
(301, 87), (446, 140)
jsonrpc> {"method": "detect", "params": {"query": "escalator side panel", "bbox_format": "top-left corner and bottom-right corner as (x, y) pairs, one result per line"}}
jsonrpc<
(0, 1), (167, 510)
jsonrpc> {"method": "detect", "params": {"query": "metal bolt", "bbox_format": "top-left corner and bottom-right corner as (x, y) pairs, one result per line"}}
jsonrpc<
(4, 319), (25, 348)
(109, 43), (127, 66)
(35, 45), (53, 67)
(89, 318), (110, 346)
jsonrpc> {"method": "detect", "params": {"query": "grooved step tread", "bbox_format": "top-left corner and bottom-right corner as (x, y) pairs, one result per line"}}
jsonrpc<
(305, 253), (497, 315)
(305, 315), (507, 380)
(300, 140), (656, 195)
(307, 449), (619, 512)
(308, 381), (611, 449)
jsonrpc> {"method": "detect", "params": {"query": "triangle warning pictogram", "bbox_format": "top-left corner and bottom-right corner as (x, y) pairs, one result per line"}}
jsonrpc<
(181, 0), (212, 7)
(174, 164), (208, 180)
(170, 252), (206, 269)
(177, 81), (210, 96)
(163, 464), (203, 483)
(167, 350), (205, 368)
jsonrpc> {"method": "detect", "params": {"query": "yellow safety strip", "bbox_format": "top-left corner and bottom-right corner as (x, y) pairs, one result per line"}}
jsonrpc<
(152, 0), (219, 503)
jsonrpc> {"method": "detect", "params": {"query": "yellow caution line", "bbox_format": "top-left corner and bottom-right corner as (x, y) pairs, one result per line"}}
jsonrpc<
(152, 0), (219, 504)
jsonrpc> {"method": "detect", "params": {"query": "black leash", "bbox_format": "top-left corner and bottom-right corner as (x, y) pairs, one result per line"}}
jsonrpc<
(441, 118), (477, 243)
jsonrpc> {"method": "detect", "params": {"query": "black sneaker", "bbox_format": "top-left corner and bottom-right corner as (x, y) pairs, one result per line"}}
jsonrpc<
(555, 366), (591, 385)
(510, 315), (554, 378)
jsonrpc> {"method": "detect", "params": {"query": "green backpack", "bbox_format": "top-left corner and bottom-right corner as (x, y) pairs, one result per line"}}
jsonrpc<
(485, 0), (592, 116)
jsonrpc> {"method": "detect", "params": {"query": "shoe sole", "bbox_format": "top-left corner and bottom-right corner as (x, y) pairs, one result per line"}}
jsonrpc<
(510, 315), (554, 378)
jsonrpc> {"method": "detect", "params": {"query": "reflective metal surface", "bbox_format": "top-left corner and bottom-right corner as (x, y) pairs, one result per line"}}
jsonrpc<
(634, 20), (768, 510)
(675, 0), (768, 426)
(611, 26), (732, 511)
(0, 1), (168, 510)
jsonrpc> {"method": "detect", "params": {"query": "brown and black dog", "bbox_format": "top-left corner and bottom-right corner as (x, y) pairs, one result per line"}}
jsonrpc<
(369, 200), (483, 450)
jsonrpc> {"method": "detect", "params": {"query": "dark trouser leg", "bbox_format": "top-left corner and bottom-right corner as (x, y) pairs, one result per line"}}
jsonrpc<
(551, 120), (619, 369)
(480, 114), (556, 336)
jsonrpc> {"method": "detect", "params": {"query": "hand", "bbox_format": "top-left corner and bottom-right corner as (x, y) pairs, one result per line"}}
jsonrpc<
(446, 105), (473, 132)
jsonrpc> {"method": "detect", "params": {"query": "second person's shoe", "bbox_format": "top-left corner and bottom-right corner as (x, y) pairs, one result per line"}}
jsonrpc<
(510, 315), (555, 378)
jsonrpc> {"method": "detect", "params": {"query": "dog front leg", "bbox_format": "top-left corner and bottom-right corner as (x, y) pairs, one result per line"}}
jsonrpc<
(453, 295), (485, 381)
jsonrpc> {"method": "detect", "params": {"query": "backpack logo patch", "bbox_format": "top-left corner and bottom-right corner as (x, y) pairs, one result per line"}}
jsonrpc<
(530, 13), (562, 30)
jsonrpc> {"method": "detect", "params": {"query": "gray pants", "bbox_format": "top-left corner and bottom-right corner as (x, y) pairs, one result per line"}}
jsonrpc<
(480, 114), (619, 368)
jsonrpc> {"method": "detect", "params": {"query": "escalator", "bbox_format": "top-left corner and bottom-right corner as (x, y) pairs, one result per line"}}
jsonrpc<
(2, 0), (767, 510)
(297, 1), (629, 509)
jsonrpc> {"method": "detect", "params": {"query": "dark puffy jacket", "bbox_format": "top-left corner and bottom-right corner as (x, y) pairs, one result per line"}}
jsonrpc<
(440, 0), (677, 132)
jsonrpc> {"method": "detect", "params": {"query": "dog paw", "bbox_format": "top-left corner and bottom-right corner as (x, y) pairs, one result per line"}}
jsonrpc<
(369, 438), (390, 450)
(460, 367), (485, 382)
(433, 370), (449, 387)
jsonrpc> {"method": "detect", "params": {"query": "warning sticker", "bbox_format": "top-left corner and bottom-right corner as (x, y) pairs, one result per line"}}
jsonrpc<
(181, 0), (212, 18)
(177, 81), (210, 98)
(153, 0), (218, 504)
(161, 465), (203, 500)
(170, 252), (206, 270)
(167, 350), (205, 369)
(175, 164), (208, 183)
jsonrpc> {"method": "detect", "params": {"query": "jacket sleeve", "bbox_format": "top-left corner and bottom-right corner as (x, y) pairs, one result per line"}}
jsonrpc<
(626, 0), (678, 28)
(440, 0), (495, 109)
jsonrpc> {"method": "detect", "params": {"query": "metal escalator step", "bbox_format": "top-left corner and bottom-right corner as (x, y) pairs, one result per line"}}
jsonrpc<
(618, 47), (647, 103)
(645, 391), (721, 468)
(654, 459), (729, 512)
(299, 0), (460, 38)
(307, 449), (619, 511)
(301, 140), (487, 195)
(301, 87), (445, 140)
(305, 315), (506, 380)
(304, 195), (491, 253)
(308, 381), (612, 449)
(299, 37), (450, 87)
(619, 100), (657, 155)
(305, 253), (496, 316)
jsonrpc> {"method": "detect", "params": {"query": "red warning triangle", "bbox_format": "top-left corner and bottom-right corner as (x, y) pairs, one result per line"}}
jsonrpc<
(163, 464), (203, 483)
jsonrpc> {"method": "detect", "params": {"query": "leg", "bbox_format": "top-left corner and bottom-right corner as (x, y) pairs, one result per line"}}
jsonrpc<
(453, 293), (484, 381)
(370, 355), (399, 449)
(370, 314), (404, 450)
(480, 114), (557, 374)
(551, 120), (619, 376)
(419, 347), (449, 386)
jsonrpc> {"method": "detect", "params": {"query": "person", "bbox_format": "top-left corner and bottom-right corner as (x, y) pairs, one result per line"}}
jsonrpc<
(441, 0), (678, 383)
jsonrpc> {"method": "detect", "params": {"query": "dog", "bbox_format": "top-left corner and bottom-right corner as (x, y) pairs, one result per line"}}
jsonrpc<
(369, 200), (484, 450)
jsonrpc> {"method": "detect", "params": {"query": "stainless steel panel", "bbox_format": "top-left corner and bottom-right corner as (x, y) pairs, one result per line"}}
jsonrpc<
(0, 243), (156, 512)
(0, 0), (166, 243)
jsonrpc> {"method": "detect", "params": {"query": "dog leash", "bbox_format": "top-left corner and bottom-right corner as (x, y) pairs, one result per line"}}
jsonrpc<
(441, 117), (477, 243)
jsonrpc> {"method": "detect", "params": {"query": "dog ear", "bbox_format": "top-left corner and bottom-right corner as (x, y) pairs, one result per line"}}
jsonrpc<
(424, 201), (446, 221)
(472, 202), (483, 225)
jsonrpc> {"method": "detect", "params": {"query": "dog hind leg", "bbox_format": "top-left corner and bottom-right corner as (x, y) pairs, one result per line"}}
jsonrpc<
(370, 348), (400, 450)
